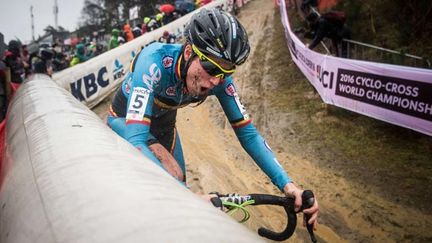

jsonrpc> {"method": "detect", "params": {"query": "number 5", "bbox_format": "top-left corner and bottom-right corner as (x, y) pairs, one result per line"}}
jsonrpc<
(132, 94), (146, 109)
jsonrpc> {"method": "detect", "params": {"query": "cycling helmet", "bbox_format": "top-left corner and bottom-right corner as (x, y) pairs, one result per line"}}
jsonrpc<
(185, 8), (250, 65)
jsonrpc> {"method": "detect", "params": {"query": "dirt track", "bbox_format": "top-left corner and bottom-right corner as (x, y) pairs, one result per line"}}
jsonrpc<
(94, 0), (432, 241)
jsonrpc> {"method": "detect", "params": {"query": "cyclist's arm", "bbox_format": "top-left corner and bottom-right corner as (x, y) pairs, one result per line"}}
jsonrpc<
(212, 78), (292, 191)
(124, 53), (163, 164)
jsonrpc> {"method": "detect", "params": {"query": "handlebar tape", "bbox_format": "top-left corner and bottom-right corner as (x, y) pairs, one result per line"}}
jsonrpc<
(249, 194), (297, 241)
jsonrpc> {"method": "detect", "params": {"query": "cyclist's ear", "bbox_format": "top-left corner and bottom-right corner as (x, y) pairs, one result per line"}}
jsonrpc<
(183, 43), (193, 61)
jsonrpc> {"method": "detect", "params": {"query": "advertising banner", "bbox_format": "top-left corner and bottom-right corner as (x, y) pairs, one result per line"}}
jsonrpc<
(279, 0), (432, 136)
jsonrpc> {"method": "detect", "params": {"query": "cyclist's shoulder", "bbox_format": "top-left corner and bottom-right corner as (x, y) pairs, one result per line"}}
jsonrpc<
(142, 42), (182, 55)
(135, 43), (181, 67)
(130, 43), (182, 88)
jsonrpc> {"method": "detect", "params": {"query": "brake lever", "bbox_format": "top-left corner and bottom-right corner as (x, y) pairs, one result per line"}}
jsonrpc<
(301, 190), (317, 243)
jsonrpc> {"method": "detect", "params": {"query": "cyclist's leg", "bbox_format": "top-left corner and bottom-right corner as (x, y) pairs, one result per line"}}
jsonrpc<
(149, 109), (185, 181)
(171, 128), (186, 180)
(148, 141), (184, 181)
(107, 114), (165, 168)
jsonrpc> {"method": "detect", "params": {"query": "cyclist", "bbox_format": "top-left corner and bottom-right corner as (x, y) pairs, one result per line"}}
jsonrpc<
(107, 8), (319, 228)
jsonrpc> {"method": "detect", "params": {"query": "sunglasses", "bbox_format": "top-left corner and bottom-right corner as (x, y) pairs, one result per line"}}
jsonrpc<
(192, 44), (235, 79)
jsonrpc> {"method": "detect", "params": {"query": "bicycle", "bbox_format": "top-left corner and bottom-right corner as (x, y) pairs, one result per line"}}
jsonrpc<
(210, 190), (317, 242)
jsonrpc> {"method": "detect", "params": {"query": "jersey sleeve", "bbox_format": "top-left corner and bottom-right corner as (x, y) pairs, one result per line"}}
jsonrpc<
(124, 51), (163, 152)
(212, 78), (292, 191)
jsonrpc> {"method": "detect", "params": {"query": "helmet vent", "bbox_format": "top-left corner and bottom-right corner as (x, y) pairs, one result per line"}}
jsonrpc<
(196, 24), (204, 34)
(209, 14), (218, 29)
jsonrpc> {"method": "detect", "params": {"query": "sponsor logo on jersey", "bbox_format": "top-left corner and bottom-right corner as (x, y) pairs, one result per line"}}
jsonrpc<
(233, 90), (249, 119)
(162, 56), (174, 69)
(166, 86), (176, 96)
(225, 83), (236, 96)
(142, 63), (162, 92)
(125, 76), (132, 93)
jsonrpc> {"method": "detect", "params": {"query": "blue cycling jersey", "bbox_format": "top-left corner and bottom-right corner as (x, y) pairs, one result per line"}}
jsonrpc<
(108, 42), (292, 191)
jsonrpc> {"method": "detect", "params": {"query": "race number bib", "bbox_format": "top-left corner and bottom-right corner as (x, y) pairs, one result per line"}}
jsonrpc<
(126, 87), (150, 121)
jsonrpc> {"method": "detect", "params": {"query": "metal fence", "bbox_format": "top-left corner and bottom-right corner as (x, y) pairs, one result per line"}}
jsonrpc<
(342, 39), (431, 69)
(297, 4), (431, 69)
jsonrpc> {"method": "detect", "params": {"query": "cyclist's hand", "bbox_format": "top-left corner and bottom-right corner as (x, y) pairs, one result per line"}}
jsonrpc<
(283, 182), (319, 229)
(200, 193), (218, 202)
(200, 193), (223, 210)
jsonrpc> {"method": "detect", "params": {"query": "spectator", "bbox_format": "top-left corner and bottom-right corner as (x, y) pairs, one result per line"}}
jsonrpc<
(162, 12), (174, 25)
(0, 33), (8, 121)
(198, 0), (212, 7)
(146, 17), (160, 32)
(142, 17), (151, 34)
(21, 44), (31, 77)
(108, 28), (120, 50)
(132, 25), (142, 38)
(86, 42), (96, 56)
(3, 40), (25, 83)
(94, 43), (105, 56)
(118, 36), (126, 45)
(70, 43), (92, 67)
(156, 13), (164, 27)
(158, 31), (177, 44)
(301, 0), (318, 15)
(306, 11), (351, 58)
(123, 23), (134, 42)
(175, 0), (195, 15)
(52, 52), (68, 72)
(31, 48), (54, 75)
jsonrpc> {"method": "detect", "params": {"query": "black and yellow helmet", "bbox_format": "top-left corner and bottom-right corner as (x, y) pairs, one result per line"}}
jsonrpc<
(185, 8), (250, 66)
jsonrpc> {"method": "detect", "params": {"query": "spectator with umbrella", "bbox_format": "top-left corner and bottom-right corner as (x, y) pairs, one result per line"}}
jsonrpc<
(159, 4), (176, 25)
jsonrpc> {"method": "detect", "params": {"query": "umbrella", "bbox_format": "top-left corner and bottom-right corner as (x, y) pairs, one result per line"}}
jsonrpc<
(159, 4), (176, 14)
(318, 0), (338, 11)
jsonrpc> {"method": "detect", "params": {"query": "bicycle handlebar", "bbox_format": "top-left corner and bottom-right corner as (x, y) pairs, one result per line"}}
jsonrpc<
(215, 190), (316, 242)
(248, 194), (297, 241)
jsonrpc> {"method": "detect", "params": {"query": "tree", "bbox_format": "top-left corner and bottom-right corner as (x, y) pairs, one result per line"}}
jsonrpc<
(43, 25), (58, 36)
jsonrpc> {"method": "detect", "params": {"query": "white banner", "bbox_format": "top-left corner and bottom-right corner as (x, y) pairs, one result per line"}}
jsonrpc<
(279, 0), (432, 136)
(52, 1), (228, 109)
(129, 6), (139, 20)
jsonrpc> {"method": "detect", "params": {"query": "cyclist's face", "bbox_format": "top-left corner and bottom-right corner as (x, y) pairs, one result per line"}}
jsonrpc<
(186, 55), (231, 97)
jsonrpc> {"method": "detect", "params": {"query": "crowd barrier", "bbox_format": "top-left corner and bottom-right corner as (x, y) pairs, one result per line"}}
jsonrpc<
(52, 1), (229, 109)
(279, 0), (432, 136)
(0, 75), (262, 243)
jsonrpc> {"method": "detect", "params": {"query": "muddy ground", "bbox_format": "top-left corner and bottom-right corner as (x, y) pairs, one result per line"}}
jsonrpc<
(93, 0), (432, 242)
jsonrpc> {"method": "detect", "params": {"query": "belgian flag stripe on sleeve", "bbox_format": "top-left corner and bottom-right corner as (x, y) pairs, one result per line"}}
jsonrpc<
(231, 118), (251, 129)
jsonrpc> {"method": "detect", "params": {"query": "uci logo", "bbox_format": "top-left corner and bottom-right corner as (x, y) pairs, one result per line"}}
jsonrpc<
(142, 63), (162, 92)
